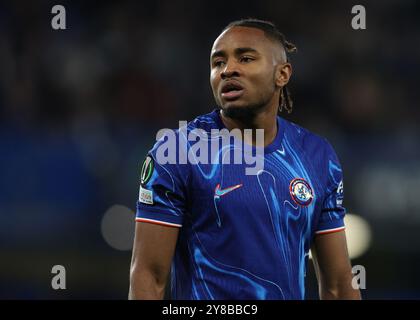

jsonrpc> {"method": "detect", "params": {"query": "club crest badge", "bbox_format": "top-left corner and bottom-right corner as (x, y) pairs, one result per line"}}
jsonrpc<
(289, 178), (314, 206)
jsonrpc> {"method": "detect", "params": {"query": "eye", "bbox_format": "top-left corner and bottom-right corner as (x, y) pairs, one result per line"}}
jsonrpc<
(213, 60), (226, 67)
(240, 56), (254, 63)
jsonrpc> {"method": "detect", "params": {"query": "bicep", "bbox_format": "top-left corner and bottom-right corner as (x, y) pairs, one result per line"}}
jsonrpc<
(131, 220), (180, 280)
(311, 230), (352, 279)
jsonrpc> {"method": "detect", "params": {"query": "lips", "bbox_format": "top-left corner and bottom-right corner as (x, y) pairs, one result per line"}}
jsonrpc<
(220, 81), (244, 100)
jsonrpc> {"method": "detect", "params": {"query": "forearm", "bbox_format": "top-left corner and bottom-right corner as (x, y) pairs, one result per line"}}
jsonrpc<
(319, 276), (361, 300)
(320, 287), (361, 300)
(129, 267), (167, 300)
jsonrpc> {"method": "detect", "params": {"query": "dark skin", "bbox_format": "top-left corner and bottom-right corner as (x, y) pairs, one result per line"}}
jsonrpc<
(311, 231), (361, 299)
(129, 26), (361, 300)
(129, 222), (178, 299)
(210, 27), (292, 147)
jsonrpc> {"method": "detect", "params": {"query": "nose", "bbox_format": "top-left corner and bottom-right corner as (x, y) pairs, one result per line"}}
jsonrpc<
(221, 60), (240, 79)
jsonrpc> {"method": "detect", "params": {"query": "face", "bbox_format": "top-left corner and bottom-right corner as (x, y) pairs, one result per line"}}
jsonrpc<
(210, 26), (291, 117)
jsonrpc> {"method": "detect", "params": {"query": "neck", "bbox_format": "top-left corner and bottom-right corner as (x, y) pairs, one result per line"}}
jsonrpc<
(219, 105), (278, 147)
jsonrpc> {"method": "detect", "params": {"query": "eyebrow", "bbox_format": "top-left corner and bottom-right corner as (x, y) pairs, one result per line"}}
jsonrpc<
(211, 47), (259, 60)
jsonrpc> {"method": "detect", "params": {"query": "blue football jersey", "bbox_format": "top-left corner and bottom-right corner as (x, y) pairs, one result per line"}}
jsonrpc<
(136, 109), (346, 300)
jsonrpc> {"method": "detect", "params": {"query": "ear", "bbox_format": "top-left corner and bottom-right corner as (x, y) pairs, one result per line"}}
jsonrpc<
(275, 63), (292, 88)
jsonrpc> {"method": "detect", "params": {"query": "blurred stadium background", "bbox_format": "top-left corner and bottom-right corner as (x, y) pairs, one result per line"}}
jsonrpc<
(0, 0), (419, 299)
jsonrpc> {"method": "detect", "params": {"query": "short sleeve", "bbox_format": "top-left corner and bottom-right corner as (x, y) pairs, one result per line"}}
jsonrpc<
(135, 150), (187, 228)
(315, 140), (346, 235)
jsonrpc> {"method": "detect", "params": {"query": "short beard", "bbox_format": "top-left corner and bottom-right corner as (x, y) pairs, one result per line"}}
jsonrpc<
(217, 76), (277, 124)
(221, 102), (268, 124)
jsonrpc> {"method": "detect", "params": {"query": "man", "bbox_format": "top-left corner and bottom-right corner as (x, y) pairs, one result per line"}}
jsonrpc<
(129, 18), (361, 300)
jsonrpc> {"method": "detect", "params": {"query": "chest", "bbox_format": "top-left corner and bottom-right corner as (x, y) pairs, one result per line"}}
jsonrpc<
(187, 152), (326, 229)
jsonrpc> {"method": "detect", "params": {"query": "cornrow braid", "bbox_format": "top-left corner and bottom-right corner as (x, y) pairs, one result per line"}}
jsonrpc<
(280, 86), (293, 114)
(223, 18), (297, 114)
(281, 40), (296, 114)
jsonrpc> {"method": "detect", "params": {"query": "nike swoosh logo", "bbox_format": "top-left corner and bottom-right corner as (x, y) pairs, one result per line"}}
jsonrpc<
(214, 183), (243, 198)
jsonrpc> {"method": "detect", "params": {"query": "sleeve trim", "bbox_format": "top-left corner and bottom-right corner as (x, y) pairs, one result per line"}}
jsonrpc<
(135, 217), (182, 228)
(315, 226), (345, 235)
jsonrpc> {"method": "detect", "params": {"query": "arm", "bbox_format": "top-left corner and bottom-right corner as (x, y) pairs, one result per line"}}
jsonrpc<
(129, 221), (179, 300)
(311, 230), (361, 300)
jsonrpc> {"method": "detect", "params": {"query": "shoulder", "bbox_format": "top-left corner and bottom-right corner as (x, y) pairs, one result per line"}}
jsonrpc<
(189, 110), (221, 128)
(145, 110), (220, 178)
(151, 110), (220, 150)
(283, 118), (332, 151)
(281, 119), (341, 171)
(281, 119), (344, 195)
